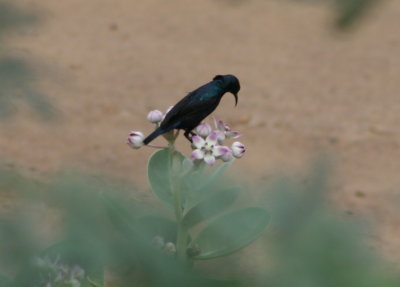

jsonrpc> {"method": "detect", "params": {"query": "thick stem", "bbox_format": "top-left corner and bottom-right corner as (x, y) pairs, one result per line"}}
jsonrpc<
(171, 151), (188, 264)
(176, 222), (188, 263)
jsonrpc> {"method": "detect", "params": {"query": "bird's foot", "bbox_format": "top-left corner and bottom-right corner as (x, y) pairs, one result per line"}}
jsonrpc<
(184, 131), (194, 143)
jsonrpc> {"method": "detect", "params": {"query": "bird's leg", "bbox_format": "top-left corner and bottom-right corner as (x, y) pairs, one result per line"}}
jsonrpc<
(184, 130), (194, 143)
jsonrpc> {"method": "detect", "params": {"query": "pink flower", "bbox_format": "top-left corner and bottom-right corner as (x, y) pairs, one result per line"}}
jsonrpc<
(231, 141), (245, 158)
(213, 118), (241, 143)
(191, 132), (231, 166)
(127, 131), (144, 149)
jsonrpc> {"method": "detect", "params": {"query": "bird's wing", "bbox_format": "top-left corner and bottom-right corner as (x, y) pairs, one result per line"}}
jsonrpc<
(160, 90), (218, 129)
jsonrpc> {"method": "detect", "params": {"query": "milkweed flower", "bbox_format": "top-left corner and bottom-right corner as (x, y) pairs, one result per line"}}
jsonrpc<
(191, 131), (231, 166)
(213, 118), (241, 143)
(33, 256), (85, 287)
(147, 110), (163, 124)
(232, 141), (246, 158)
(127, 131), (144, 149)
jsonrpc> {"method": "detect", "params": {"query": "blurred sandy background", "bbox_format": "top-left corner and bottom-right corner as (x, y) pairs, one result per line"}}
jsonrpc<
(0, 0), (399, 264)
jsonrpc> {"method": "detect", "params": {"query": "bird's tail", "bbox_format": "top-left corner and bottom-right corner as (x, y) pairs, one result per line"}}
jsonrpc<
(143, 128), (164, 145)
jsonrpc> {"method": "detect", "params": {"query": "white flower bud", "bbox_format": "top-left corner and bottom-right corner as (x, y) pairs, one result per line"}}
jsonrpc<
(147, 110), (163, 123)
(127, 131), (144, 149)
(164, 242), (176, 255)
(195, 123), (212, 138)
(231, 141), (246, 158)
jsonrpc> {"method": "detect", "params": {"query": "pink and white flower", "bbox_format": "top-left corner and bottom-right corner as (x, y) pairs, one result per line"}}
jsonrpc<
(213, 118), (241, 143)
(191, 131), (231, 166)
(231, 141), (246, 158)
(147, 110), (163, 124)
(127, 131), (144, 149)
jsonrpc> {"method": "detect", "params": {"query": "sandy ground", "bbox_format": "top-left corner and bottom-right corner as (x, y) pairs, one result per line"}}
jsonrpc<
(1, 0), (400, 264)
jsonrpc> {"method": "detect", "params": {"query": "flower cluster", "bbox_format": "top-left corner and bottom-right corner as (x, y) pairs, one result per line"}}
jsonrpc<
(127, 106), (173, 149)
(34, 255), (85, 287)
(191, 119), (245, 166)
(127, 108), (246, 166)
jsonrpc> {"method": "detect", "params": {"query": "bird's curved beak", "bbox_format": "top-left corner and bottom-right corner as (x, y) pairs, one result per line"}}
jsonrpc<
(233, 92), (238, 106)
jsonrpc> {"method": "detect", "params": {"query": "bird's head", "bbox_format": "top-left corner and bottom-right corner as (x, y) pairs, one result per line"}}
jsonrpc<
(213, 74), (240, 106)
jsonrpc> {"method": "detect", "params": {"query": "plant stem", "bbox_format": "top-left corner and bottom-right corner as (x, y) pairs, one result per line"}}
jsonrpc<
(171, 151), (188, 264)
(176, 221), (188, 263)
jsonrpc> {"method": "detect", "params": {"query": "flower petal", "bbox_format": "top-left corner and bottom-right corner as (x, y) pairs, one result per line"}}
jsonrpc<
(220, 150), (234, 162)
(191, 149), (204, 160)
(217, 120), (225, 131)
(213, 145), (230, 157)
(204, 154), (216, 166)
(206, 131), (219, 145)
(226, 131), (241, 139)
(213, 117), (218, 129)
(195, 122), (212, 138)
(192, 135), (205, 149)
(216, 130), (225, 143)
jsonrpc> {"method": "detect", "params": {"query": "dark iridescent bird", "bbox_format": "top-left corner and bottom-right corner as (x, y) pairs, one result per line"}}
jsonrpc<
(143, 74), (240, 144)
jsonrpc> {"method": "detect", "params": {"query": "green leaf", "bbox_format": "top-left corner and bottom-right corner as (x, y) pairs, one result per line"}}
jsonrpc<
(182, 187), (241, 228)
(191, 207), (270, 260)
(148, 149), (185, 208)
(182, 162), (232, 210)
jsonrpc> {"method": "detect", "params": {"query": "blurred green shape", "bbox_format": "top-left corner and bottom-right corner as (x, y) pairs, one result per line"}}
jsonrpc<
(0, 57), (55, 120)
(135, 215), (177, 243)
(0, 273), (11, 287)
(14, 240), (104, 287)
(261, 159), (400, 287)
(182, 186), (241, 228)
(0, 1), (55, 120)
(0, 1), (36, 36)
(182, 161), (233, 210)
(191, 207), (270, 260)
(147, 149), (176, 208)
(101, 191), (137, 238)
(334, 0), (377, 28)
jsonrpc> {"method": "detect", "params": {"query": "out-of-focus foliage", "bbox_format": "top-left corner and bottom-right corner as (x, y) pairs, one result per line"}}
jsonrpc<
(291, 0), (379, 29)
(0, 1), (54, 120)
(260, 160), (400, 287)
(333, 0), (377, 28)
(0, 162), (399, 286)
